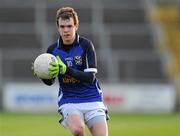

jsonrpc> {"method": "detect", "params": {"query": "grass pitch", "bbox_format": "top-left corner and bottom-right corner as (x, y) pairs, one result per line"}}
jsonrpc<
(0, 112), (180, 136)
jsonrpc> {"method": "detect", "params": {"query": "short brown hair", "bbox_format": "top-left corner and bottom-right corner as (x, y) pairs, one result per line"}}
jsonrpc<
(56, 7), (79, 28)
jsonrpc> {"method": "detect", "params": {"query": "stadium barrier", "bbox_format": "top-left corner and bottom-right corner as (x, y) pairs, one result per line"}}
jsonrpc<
(2, 83), (176, 113)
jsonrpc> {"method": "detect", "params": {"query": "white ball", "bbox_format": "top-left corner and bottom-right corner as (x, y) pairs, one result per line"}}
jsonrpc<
(34, 53), (58, 79)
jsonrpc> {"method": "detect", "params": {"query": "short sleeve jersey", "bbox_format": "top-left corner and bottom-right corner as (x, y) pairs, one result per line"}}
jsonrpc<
(47, 34), (103, 106)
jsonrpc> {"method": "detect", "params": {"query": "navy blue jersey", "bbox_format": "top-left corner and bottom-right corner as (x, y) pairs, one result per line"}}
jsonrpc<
(47, 34), (103, 106)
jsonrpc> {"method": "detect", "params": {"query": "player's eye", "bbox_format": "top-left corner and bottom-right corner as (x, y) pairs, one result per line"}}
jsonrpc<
(67, 25), (73, 28)
(60, 25), (65, 28)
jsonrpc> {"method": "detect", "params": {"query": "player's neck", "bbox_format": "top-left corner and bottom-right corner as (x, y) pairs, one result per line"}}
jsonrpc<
(62, 42), (74, 52)
(63, 40), (74, 45)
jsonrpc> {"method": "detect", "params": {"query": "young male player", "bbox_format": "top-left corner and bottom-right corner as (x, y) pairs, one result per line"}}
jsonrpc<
(35, 7), (109, 136)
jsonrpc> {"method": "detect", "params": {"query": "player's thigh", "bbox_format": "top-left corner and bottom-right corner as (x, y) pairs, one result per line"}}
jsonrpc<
(89, 116), (108, 136)
(59, 104), (85, 130)
(67, 114), (86, 132)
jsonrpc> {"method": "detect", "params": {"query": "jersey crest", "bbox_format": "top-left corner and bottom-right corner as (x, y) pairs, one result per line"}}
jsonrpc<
(74, 56), (82, 66)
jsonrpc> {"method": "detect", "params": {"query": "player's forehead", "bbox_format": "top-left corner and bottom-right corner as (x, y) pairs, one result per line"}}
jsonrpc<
(58, 17), (74, 26)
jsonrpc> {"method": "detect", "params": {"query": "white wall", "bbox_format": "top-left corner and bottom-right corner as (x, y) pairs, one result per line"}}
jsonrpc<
(3, 83), (176, 113)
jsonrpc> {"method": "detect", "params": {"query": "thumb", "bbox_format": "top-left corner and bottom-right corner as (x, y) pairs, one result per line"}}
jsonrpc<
(56, 56), (62, 63)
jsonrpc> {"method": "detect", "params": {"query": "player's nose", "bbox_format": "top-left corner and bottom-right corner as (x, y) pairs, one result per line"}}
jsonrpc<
(64, 26), (69, 32)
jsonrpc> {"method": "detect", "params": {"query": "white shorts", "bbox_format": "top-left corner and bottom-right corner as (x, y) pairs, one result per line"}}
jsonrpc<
(58, 102), (109, 128)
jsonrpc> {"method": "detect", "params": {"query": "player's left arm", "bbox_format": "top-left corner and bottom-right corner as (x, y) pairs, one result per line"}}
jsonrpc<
(65, 41), (97, 84)
(66, 68), (95, 84)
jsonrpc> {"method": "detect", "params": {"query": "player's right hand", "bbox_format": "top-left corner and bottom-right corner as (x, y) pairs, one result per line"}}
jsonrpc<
(56, 56), (67, 75)
(48, 56), (67, 78)
(48, 61), (59, 78)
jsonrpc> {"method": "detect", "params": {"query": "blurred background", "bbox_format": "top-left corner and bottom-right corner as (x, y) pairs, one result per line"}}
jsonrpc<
(0, 0), (180, 136)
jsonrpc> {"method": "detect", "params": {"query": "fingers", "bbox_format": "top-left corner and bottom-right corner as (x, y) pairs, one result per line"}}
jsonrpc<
(56, 56), (61, 62)
(48, 56), (65, 77)
(49, 61), (59, 78)
(50, 61), (58, 66)
(51, 74), (58, 78)
(56, 56), (63, 64)
(49, 70), (58, 77)
(49, 66), (58, 71)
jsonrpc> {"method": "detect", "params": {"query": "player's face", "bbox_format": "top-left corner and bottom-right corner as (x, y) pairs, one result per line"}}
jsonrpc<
(57, 18), (78, 45)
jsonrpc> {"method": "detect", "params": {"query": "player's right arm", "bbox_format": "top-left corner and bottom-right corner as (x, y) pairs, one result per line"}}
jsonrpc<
(31, 62), (55, 86)
(40, 43), (57, 86)
(41, 78), (55, 86)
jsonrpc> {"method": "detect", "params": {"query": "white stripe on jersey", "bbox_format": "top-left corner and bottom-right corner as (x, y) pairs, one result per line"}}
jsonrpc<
(96, 81), (102, 94)
(58, 91), (63, 102)
(84, 68), (97, 73)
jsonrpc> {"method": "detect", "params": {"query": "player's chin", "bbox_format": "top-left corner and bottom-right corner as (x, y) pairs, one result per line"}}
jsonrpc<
(63, 38), (73, 44)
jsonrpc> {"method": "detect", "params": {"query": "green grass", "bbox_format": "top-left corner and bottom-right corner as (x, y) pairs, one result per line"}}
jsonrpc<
(0, 112), (180, 136)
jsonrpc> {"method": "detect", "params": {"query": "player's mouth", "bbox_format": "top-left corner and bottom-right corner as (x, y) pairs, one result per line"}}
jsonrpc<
(63, 34), (71, 38)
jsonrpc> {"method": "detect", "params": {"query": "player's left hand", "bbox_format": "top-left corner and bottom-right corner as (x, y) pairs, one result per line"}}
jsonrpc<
(49, 56), (67, 78)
